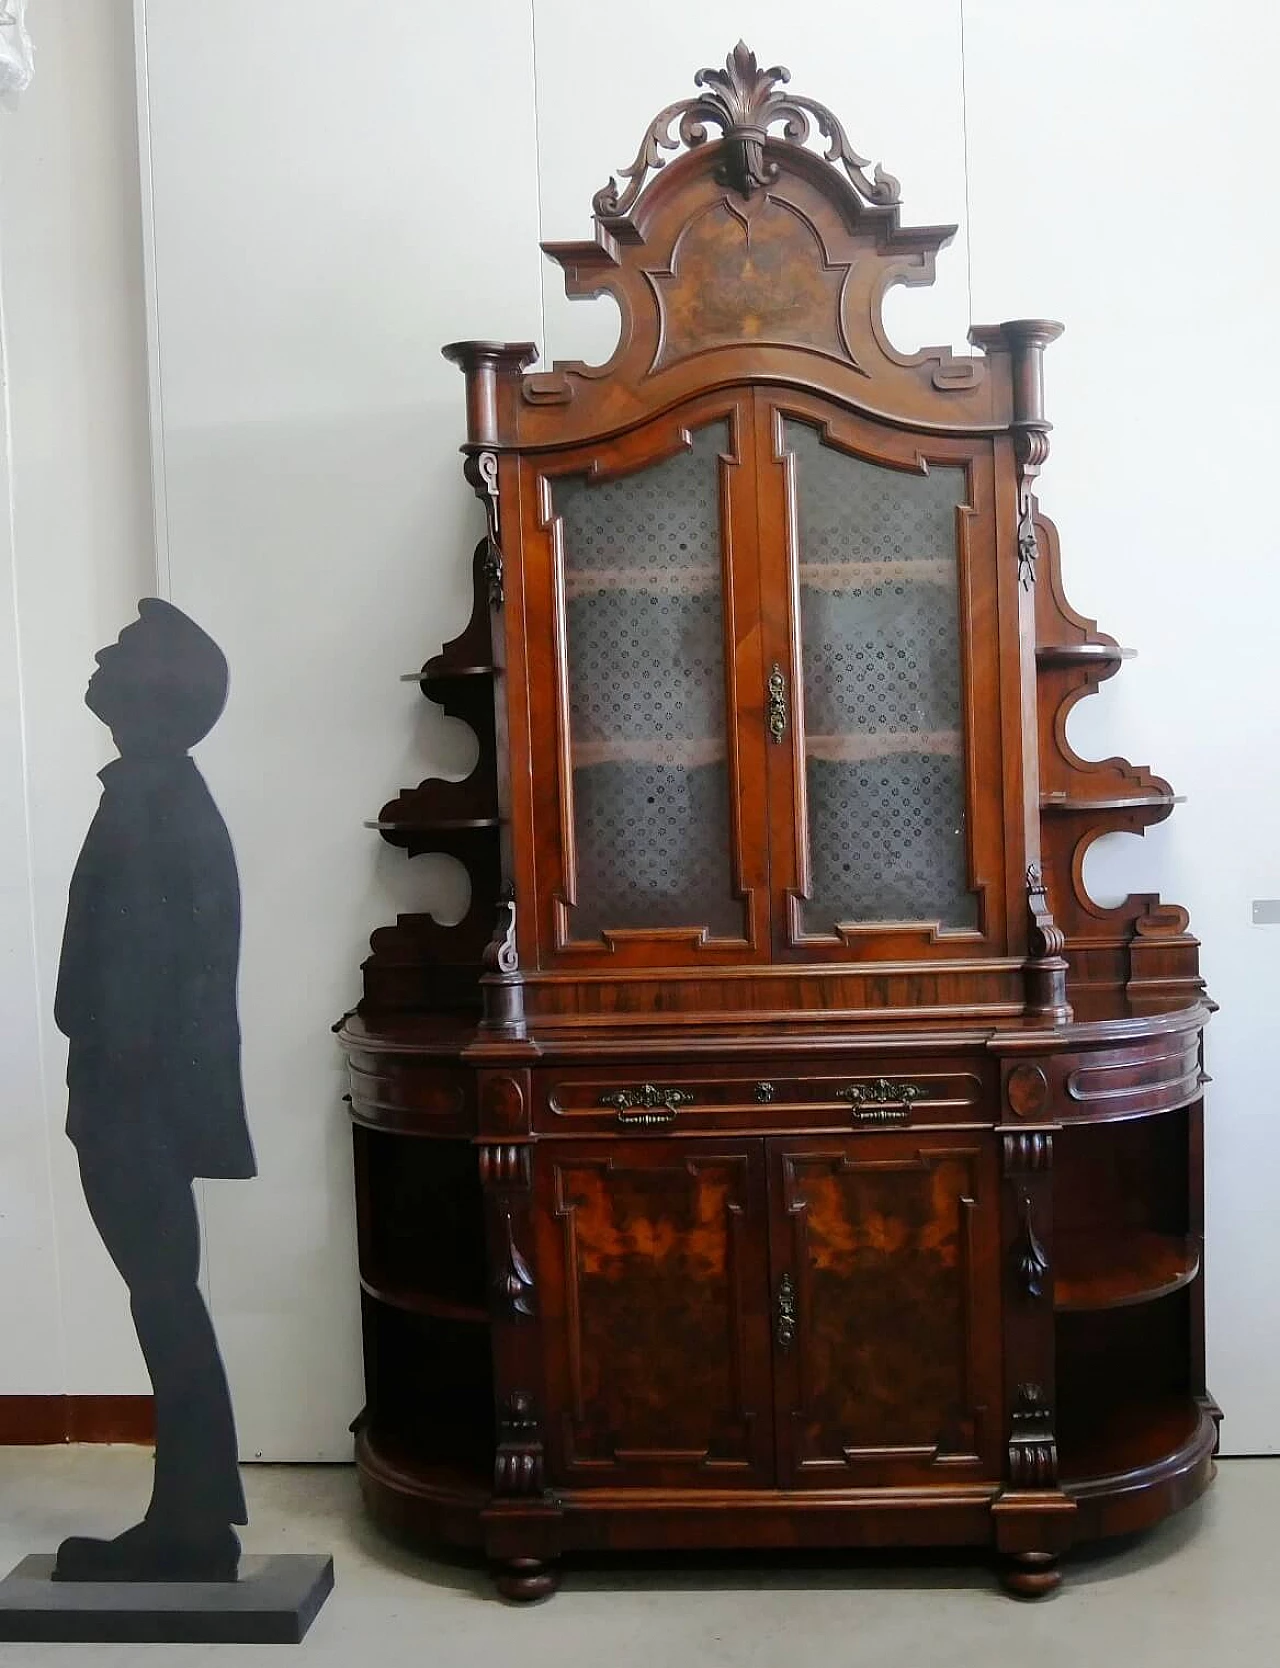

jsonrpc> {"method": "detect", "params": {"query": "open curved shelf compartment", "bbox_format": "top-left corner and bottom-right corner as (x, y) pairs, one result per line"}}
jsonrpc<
(1055, 1230), (1201, 1312)
(1058, 1393), (1214, 1491)
(358, 1274), (489, 1326)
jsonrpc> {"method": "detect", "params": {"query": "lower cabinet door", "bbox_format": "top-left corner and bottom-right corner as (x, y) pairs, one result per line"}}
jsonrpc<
(768, 1131), (1003, 1488)
(535, 1139), (776, 1489)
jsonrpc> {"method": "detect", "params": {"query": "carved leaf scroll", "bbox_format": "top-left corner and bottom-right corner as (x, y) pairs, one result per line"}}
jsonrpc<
(594, 40), (901, 221)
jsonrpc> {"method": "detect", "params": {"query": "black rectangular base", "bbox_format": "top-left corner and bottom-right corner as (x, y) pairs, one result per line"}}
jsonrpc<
(0, 1553), (335, 1643)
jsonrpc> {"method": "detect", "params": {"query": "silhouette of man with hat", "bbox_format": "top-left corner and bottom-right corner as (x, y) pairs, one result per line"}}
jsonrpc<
(52, 598), (254, 1582)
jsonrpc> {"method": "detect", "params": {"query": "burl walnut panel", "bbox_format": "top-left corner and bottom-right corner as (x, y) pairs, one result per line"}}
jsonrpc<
(535, 1141), (774, 1489)
(770, 1133), (1002, 1487)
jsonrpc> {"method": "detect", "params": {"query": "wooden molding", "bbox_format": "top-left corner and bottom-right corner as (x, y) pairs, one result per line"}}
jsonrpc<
(0, 1395), (155, 1445)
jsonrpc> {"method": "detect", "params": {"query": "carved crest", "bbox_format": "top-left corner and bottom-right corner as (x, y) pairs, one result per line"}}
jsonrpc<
(594, 41), (901, 220)
(523, 43), (999, 442)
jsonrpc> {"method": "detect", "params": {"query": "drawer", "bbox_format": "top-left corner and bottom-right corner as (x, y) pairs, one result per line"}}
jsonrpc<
(534, 1060), (992, 1135)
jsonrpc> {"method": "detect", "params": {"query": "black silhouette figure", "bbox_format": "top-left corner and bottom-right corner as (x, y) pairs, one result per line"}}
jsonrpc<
(51, 599), (255, 1584)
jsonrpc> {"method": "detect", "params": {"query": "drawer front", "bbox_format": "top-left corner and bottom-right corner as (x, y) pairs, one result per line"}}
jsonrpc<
(534, 1060), (991, 1136)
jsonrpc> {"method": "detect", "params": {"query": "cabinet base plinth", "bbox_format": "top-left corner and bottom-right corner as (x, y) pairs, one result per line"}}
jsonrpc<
(356, 1404), (1216, 1601)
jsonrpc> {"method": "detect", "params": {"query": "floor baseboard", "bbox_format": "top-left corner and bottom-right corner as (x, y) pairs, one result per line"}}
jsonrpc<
(0, 1397), (155, 1445)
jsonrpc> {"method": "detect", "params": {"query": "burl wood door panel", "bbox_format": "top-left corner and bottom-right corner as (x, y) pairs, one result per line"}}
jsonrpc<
(768, 1132), (1002, 1488)
(535, 1139), (775, 1489)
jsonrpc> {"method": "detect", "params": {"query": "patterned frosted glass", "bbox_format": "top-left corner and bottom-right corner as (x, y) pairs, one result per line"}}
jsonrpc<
(787, 421), (976, 931)
(556, 423), (742, 941)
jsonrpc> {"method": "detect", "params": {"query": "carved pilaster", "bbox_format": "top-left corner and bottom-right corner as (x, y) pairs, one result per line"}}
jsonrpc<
(476, 1067), (546, 1512)
(1008, 1383), (1058, 1487)
(999, 1112), (1058, 1528)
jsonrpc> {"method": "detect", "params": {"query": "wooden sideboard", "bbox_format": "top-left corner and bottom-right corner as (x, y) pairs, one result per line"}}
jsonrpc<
(338, 42), (1217, 1601)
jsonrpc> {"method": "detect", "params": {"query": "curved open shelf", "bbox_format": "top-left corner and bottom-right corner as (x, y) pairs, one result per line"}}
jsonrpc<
(359, 1275), (489, 1326)
(1055, 1231), (1201, 1312)
(366, 816), (501, 833)
(401, 665), (497, 682)
(1036, 643), (1135, 668)
(1058, 1394), (1219, 1544)
(356, 1428), (491, 1549)
(1059, 1394), (1201, 1489)
(1040, 792), (1182, 813)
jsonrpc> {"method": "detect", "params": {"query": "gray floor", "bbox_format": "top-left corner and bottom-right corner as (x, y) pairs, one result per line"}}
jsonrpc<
(0, 1447), (1273, 1664)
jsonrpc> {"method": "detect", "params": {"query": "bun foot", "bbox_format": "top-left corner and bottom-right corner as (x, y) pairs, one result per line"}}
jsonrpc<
(494, 1557), (559, 1603)
(1000, 1551), (1061, 1599)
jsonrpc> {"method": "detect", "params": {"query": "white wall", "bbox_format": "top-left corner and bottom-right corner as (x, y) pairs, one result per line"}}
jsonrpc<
(961, 0), (1280, 1456)
(1, 1), (1276, 1455)
(0, 0), (156, 1398)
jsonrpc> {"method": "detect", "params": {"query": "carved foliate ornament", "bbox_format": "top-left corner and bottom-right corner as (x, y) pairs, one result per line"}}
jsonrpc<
(1012, 1194), (1050, 1301)
(495, 1205), (535, 1319)
(594, 41), (900, 221)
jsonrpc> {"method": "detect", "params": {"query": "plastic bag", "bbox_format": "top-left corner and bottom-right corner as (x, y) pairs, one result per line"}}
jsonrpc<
(0, 1), (34, 99)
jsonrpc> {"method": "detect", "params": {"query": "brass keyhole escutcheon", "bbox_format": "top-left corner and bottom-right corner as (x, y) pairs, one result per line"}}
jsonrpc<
(767, 663), (787, 743)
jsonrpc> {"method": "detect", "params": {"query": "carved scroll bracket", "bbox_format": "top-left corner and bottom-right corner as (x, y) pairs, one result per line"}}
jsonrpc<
(480, 887), (526, 1039)
(593, 40), (901, 222)
(494, 1390), (545, 1496)
(1003, 1130), (1054, 1176)
(1008, 1383), (1058, 1487)
(991, 320), (1063, 589)
(1014, 428), (1050, 590)
(1025, 863), (1072, 1025)
(478, 1143), (532, 1189)
(463, 449), (504, 609)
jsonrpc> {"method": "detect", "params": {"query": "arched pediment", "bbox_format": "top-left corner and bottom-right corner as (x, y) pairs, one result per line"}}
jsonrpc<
(520, 43), (1010, 443)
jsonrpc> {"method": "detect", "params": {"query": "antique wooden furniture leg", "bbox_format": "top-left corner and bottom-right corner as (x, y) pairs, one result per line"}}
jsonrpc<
(1000, 1552), (1060, 1599)
(494, 1559), (560, 1604)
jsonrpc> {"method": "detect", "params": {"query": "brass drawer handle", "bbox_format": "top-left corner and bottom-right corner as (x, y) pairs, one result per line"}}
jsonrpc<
(836, 1079), (927, 1125)
(767, 663), (787, 743)
(776, 1273), (797, 1351)
(599, 1083), (695, 1125)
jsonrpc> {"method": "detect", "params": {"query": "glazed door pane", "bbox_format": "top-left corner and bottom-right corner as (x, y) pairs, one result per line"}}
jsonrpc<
(555, 421), (747, 944)
(535, 1140), (775, 1489)
(783, 420), (978, 935)
(768, 1132), (1002, 1488)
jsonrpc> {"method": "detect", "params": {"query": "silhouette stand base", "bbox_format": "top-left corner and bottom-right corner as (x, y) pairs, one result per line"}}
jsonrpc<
(54, 1520), (241, 1583)
(0, 1553), (334, 1643)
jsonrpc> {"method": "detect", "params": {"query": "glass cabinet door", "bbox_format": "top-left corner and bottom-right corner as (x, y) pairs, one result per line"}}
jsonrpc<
(544, 411), (764, 955)
(771, 414), (983, 945)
